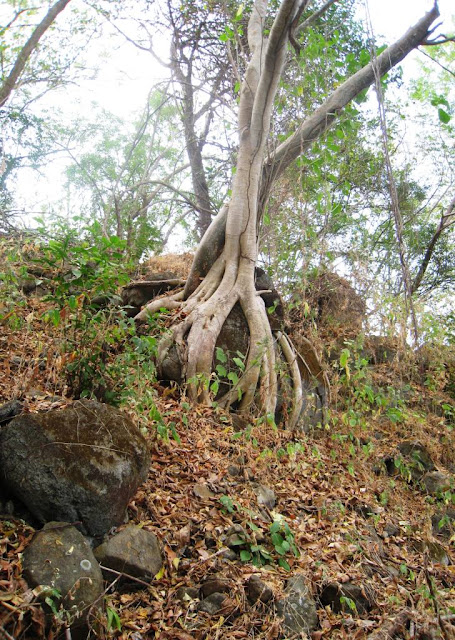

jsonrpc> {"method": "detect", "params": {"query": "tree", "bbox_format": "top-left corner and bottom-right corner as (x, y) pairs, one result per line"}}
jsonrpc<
(132, 2), (442, 423)
(62, 92), (191, 258)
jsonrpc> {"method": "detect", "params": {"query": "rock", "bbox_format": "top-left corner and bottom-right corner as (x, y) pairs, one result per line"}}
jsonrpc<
(201, 575), (230, 598)
(0, 400), (23, 427)
(398, 441), (435, 478)
(421, 471), (452, 495)
(275, 575), (318, 636)
(198, 592), (227, 615)
(432, 509), (455, 538)
(228, 465), (241, 477)
(94, 525), (162, 580)
(22, 522), (103, 629)
(224, 524), (248, 549)
(193, 483), (215, 500)
(384, 523), (400, 538)
(413, 540), (450, 565)
(121, 271), (180, 308)
(0, 400), (149, 537)
(247, 575), (273, 604)
(255, 485), (276, 509)
(175, 586), (199, 602)
(222, 549), (238, 562)
(319, 582), (372, 615)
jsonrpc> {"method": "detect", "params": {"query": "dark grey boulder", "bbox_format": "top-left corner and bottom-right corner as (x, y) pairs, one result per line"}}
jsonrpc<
(421, 471), (452, 495)
(319, 582), (373, 615)
(398, 441), (435, 480)
(94, 525), (162, 580)
(201, 575), (230, 598)
(275, 575), (318, 636)
(22, 522), (103, 628)
(0, 400), (149, 537)
(247, 575), (273, 604)
(432, 509), (455, 538)
(198, 592), (227, 615)
(0, 400), (23, 427)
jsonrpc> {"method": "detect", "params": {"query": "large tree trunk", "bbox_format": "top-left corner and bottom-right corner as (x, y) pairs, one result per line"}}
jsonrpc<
(136, 1), (439, 425)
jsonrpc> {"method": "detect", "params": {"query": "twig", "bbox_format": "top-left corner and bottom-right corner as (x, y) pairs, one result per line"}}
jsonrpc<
(98, 564), (153, 589)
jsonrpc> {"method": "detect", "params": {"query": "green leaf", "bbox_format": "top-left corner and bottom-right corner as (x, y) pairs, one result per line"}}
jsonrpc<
(271, 532), (284, 546)
(227, 371), (239, 385)
(240, 550), (252, 562)
(278, 558), (291, 571)
(438, 108), (451, 124)
(233, 357), (245, 370)
(216, 347), (227, 363)
(340, 348), (350, 370)
(216, 364), (227, 377)
(270, 521), (281, 534)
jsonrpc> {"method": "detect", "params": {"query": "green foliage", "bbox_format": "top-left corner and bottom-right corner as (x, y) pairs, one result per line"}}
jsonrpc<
(218, 496), (299, 570)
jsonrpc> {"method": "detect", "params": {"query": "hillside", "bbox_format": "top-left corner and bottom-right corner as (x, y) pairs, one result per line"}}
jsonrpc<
(1, 236), (455, 640)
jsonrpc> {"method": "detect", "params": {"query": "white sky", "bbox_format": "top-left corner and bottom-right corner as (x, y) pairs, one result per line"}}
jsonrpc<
(8, 0), (455, 224)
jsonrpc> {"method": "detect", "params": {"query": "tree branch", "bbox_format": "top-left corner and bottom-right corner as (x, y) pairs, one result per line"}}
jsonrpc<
(411, 194), (455, 295)
(0, 0), (72, 107)
(264, 4), (440, 184)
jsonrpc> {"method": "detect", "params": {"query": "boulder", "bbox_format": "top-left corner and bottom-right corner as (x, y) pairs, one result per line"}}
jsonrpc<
(198, 592), (227, 615)
(121, 270), (182, 312)
(0, 400), (23, 427)
(0, 400), (149, 537)
(319, 582), (372, 615)
(398, 441), (435, 474)
(247, 575), (273, 604)
(421, 471), (452, 495)
(432, 509), (455, 538)
(201, 575), (231, 598)
(275, 575), (318, 636)
(94, 525), (162, 580)
(22, 522), (103, 629)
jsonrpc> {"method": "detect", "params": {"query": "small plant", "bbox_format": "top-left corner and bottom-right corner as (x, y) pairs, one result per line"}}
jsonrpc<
(106, 605), (122, 632)
(218, 497), (299, 570)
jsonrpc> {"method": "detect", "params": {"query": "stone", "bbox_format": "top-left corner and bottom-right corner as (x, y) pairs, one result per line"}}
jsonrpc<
(0, 400), (149, 537)
(247, 575), (273, 604)
(275, 575), (318, 636)
(319, 582), (372, 615)
(198, 592), (227, 615)
(384, 523), (400, 538)
(121, 271), (180, 308)
(432, 509), (455, 538)
(255, 485), (276, 509)
(193, 483), (215, 500)
(22, 522), (103, 629)
(421, 471), (452, 495)
(398, 441), (435, 477)
(176, 586), (199, 602)
(413, 540), (450, 565)
(201, 575), (230, 598)
(0, 400), (23, 427)
(94, 525), (162, 580)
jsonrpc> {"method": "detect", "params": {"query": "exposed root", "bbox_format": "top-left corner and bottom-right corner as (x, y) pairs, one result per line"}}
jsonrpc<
(135, 290), (184, 322)
(133, 254), (323, 425)
(276, 331), (303, 430)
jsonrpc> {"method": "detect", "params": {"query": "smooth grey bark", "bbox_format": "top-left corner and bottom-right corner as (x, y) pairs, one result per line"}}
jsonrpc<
(141, 0), (441, 422)
(0, 0), (72, 108)
(185, 3), (440, 298)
